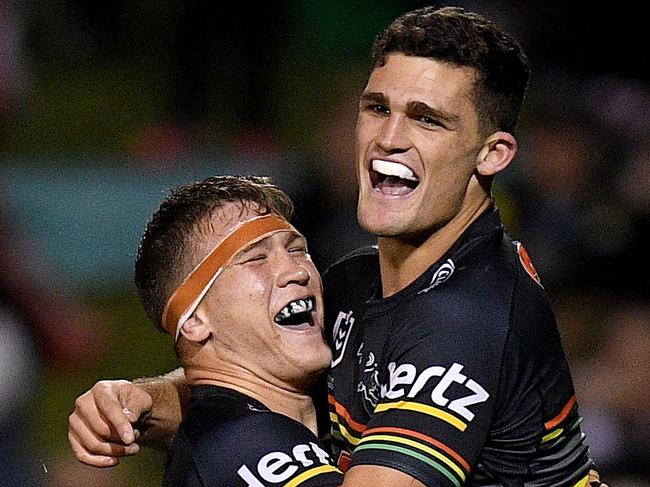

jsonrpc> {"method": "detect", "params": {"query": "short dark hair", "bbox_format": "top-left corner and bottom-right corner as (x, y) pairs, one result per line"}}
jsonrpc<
(135, 175), (294, 331)
(371, 6), (530, 134)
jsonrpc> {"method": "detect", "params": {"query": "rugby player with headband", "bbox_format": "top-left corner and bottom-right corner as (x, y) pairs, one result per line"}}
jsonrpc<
(123, 175), (342, 486)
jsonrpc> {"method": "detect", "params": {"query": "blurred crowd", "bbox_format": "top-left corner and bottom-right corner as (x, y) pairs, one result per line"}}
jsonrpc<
(0, 1), (647, 486)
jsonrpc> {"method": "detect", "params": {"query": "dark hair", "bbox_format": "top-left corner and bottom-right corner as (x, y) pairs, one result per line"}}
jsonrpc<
(371, 6), (530, 134)
(135, 175), (294, 331)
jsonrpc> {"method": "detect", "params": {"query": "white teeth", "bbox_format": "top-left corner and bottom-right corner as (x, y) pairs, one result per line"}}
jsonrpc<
(372, 159), (418, 181)
(275, 298), (314, 324)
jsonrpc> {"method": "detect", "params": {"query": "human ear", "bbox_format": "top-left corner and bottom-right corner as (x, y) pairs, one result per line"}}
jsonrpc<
(179, 309), (211, 343)
(476, 131), (518, 176)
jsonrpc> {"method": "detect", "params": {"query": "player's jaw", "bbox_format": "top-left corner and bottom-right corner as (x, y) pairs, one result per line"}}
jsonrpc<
(267, 267), (330, 366)
(266, 288), (331, 384)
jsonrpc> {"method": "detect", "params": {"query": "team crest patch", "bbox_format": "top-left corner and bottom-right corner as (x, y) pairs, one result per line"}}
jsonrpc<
(356, 345), (380, 413)
(516, 242), (543, 287)
(331, 311), (355, 367)
(418, 259), (455, 294)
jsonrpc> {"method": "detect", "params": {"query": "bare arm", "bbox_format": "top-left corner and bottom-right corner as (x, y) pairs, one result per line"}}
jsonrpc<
(68, 367), (189, 467)
(341, 465), (426, 487)
(132, 367), (189, 446)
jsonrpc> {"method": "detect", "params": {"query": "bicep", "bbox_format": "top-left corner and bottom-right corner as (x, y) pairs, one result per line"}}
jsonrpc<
(342, 465), (428, 487)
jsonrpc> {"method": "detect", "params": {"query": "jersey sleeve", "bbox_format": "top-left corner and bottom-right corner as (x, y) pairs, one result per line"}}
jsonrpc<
(183, 409), (343, 486)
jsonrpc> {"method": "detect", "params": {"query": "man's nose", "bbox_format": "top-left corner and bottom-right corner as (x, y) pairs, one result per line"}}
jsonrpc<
(277, 254), (310, 288)
(375, 114), (410, 153)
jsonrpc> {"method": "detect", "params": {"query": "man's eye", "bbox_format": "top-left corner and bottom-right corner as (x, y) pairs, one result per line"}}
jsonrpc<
(364, 103), (389, 115)
(288, 246), (307, 254)
(242, 254), (267, 264)
(373, 104), (390, 114)
(418, 115), (439, 126)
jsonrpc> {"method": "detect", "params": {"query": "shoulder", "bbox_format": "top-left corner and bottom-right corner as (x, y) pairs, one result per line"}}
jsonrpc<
(323, 245), (378, 285)
(399, 231), (556, 356)
(505, 238), (561, 343)
(404, 232), (515, 332)
(323, 245), (379, 308)
(179, 389), (300, 450)
(178, 386), (325, 456)
(174, 391), (341, 485)
(181, 386), (259, 430)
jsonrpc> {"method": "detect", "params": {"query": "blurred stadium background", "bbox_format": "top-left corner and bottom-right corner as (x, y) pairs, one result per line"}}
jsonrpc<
(0, 1), (648, 485)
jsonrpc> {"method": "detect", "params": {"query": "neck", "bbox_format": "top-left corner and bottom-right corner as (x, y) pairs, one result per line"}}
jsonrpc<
(378, 194), (492, 297)
(184, 364), (319, 435)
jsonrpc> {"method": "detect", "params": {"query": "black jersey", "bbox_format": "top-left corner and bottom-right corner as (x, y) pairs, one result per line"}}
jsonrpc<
(323, 208), (594, 487)
(164, 385), (343, 487)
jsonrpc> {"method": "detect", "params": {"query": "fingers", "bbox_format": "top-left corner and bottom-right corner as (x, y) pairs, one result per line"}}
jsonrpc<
(588, 469), (608, 487)
(68, 408), (140, 467)
(68, 426), (124, 468)
(68, 379), (151, 467)
(94, 381), (151, 444)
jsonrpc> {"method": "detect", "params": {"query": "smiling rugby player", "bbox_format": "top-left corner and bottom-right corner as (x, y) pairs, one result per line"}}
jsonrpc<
(135, 176), (343, 486)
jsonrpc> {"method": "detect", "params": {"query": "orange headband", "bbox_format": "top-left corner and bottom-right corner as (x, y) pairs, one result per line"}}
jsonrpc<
(162, 214), (294, 339)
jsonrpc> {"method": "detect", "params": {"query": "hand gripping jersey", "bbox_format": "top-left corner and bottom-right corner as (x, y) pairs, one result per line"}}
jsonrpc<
(164, 386), (343, 486)
(323, 208), (594, 486)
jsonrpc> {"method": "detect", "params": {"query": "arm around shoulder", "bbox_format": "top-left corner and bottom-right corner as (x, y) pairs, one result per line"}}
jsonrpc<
(68, 367), (189, 467)
(132, 367), (190, 446)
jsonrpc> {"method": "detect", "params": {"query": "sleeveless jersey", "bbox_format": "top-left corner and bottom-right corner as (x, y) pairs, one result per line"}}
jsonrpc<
(323, 208), (594, 486)
(164, 385), (343, 486)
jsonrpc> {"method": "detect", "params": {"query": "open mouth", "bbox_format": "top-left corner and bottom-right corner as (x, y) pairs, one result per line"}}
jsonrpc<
(274, 297), (315, 329)
(370, 159), (419, 196)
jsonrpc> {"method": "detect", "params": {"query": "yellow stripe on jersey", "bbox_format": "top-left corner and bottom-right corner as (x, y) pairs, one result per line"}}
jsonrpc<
(374, 400), (467, 431)
(542, 427), (564, 443)
(284, 464), (342, 487)
(330, 412), (363, 446)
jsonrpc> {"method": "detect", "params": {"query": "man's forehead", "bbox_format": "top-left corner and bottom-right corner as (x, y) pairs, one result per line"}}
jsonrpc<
(365, 54), (476, 101)
(199, 210), (302, 256)
(205, 204), (263, 241)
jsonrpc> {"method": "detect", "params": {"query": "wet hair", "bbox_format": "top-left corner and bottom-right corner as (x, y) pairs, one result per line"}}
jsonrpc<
(371, 6), (530, 134)
(134, 175), (294, 331)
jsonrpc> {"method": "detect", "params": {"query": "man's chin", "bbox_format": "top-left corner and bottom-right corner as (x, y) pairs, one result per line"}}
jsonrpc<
(358, 211), (402, 237)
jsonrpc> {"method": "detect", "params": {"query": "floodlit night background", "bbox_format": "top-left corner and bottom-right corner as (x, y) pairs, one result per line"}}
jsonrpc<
(0, 1), (648, 485)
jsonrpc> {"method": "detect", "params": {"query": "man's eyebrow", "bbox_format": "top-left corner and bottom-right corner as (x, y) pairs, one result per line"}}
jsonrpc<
(286, 232), (307, 245)
(361, 93), (460, 126)
(407, 100), (460, 126)
(360, 92), (388, 105)
(236, 230), (303, 255)
(236, 235), (273, 256)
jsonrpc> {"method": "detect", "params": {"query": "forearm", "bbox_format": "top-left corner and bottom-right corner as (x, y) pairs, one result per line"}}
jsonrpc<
(133, 367), (189, 447)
